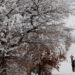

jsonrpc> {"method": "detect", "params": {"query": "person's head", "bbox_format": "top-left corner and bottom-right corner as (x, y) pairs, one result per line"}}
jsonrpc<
(73, 57), (75, 60)
(71, 55), (74, 58)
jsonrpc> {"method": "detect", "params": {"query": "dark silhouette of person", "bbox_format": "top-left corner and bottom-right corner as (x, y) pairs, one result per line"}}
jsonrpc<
(70, 55), (75, 72)
(72, 60), (75, 72)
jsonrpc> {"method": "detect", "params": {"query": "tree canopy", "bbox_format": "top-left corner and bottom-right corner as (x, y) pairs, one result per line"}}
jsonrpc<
(0, 0), (71, 75)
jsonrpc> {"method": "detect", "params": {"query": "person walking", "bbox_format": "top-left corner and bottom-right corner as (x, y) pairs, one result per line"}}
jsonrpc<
(72, 60), (75, 72)
(70, 55), (75, 72)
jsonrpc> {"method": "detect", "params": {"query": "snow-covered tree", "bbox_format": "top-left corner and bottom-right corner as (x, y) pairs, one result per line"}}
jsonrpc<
(0, 0), (71, 75)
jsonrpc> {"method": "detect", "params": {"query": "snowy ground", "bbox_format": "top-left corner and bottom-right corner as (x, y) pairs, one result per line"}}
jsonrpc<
(52, 44), (75, 75)
(52, 9), (75, 75)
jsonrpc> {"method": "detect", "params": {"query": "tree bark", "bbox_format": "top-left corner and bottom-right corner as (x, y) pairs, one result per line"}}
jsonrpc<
(1, 53), (7, 75)
(27, 71), (31, 75)
(38, 64), (41, 75)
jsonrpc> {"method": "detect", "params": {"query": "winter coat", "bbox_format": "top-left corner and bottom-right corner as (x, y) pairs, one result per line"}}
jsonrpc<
(72, 60), (75, 67)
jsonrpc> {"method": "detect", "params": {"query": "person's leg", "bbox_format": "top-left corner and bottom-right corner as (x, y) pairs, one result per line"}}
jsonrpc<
(74, 66), (75, 72)
(72, 65), (74, 72)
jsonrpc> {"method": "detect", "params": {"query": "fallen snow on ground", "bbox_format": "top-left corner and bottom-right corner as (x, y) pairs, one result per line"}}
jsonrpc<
(52, 44), (75, 75)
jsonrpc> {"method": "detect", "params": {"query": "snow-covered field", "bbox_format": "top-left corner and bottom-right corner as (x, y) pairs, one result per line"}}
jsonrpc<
(52, 2), (75, 75)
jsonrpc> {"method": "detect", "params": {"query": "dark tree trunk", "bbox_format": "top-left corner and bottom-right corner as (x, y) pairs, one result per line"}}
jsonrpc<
(27, 71), (31, 75)
(0, 53), (7, 75)
(38, 64), (41, 75)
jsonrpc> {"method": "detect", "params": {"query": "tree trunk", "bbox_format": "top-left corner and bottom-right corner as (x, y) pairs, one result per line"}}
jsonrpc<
(38, 64), (41, 75)
(27, 71), (31, 75)
(0, 53), (7, 75)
